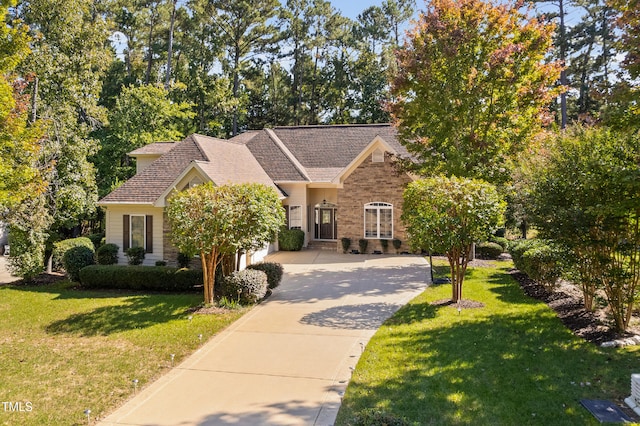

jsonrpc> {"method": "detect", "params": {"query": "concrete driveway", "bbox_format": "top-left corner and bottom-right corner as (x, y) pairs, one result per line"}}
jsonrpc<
(100, 250), (430, 426)
(0, 256), (18, 284)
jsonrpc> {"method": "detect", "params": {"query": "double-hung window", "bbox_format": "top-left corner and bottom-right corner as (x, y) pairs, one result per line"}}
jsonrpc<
(286, 205), (303, 230)
(364, 202), (393, 239)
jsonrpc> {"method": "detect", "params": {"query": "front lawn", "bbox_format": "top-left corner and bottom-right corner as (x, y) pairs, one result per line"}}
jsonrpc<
(336, 260), (640, 425)
(0, 281), (247, 425)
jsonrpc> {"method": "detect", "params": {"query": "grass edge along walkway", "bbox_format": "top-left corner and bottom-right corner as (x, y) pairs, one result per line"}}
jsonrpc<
(0, 281), (248, 426)
(336, 260), (640, 426)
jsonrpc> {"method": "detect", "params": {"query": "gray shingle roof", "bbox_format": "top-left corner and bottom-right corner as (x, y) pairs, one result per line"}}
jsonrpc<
(100, 135), (207, 204)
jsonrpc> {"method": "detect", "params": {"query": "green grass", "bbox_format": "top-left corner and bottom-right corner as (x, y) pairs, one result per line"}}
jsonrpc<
(336, 259), (640, 426)
(0, 281), (247, 425)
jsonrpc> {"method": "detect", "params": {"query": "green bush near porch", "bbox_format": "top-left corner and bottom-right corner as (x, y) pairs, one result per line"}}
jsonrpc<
(278, 228), (304, 251)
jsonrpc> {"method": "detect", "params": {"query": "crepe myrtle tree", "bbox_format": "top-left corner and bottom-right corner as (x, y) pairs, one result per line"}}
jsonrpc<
(166, 182), (285, 304)
(402, 176), (505, 302)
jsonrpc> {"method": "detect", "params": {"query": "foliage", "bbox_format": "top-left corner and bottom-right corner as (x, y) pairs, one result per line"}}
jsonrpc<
(125, 246), (146, 266)
(341, 237), (351, 253)
(335, 261), (640, 425)
(62, 245), (95, 282)
(380, 238), (389, 252)
(348, 408), (411, 426)
(94, 84), (195, 195)
(166, 182), (284, 304)
(392, 238), (402, 251)
(87, 232), (104, 249)
(521, 242), (567, 291)
(358, 238), (368, 254)
(390, 0), (561, 183)
(278, 228), (305, 251)
(508, 238), (542, 272)
(79, 265), (202, 291)
(475, 242), (503, 260)
(53, 237), (94, 270)
(177, 252), (192, 269)
(246, 262), (284, 289)
(488, 235), (509, 251)
(6, 196), (52, 280)
(525, 126), (640, 330)
(96, 243), (119, 265)
(402, 176), (505, 301)
(219, 269), (268, 305)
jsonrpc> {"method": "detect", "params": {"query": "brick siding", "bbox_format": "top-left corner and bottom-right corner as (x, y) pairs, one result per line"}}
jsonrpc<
(337, 153), (412, 254)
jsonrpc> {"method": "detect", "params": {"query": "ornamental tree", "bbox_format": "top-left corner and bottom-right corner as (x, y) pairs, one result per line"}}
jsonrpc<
(402, 176), (505, 302)
(390, 0), (562, 183)
(166, 182), (285, 304)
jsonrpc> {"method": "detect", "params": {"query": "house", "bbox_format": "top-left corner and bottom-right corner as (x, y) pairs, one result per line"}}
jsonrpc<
(98, 124), (414, 266)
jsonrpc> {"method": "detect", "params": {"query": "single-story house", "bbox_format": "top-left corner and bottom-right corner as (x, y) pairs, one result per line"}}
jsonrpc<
(98, 124), (415, 266)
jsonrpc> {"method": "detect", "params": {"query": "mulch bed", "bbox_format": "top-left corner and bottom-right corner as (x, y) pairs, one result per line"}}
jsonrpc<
(509, 270), (637, 346)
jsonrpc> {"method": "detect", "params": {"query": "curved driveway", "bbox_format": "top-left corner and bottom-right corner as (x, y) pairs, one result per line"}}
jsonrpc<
(100, 251), (430, 426)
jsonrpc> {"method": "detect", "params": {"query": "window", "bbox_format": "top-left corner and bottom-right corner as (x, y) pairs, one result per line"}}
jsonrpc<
(130, 215), (145, 248)
(123, 214), (153, 253)
(287, 205), (303, 230)
(364, 202), (393, 239)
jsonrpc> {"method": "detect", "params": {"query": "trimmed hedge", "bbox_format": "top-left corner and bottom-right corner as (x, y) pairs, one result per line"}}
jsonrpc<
(246, 262), (284, 289)
(53, 237), (94, 270)
(476, 241), (503, 259)
(508, 239), (542, 271)
(219, 269), (268, 305)
(63, 246), (95, 282)
(488, 235), (509, 251)
(96, 243), (119, 265)
(278, 228), (304, 251)
(79, 265), (202, 291)
(521, 243), (566, 291)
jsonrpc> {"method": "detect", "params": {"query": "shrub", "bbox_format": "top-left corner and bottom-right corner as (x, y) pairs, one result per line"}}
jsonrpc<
(476, 241), (503, 259)
(380, 239), (389, 252)
(88, 232), (105, 249)
(358, 238), (368, 254)
(219, 269), (268, 305)
(63, 246), (95, 282)
(247, 262), (284, 289)
(96, 243), (119, 265)
(488, 235), (509, 251)
(53, 237), (94, 270)
(508, 239), (543, 271)
(126, 246), (145, 265)
(177, 252), (192, 268)
(392, 238), (402, 252)
(350, 409), (410, 426)
(341, 237), (351, 253)
(521, 243), (566, 291)
(79, 265), (202, 291)
(155, 260), (167, 266)
(278, 228), (304, 251)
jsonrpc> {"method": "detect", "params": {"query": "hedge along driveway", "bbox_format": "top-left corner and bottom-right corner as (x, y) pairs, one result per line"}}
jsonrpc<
(100, 251), (430, 426)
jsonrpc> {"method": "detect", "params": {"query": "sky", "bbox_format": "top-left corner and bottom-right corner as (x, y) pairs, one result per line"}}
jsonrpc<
(329, 1), (386, 19)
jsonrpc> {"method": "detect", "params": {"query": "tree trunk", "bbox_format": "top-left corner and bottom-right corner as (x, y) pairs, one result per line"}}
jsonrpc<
(165, 0), (178, 89)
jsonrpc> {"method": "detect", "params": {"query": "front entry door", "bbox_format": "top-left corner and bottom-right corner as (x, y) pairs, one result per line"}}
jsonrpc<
(319, 208), (335, 240)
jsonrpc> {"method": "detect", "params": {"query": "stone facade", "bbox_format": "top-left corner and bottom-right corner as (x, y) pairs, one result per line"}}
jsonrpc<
(337, 153), (412, 254)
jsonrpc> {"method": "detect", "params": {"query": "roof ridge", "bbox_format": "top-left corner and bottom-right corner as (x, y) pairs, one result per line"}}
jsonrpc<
(273, 123), (391, 130)
(264, 128), (311, 181)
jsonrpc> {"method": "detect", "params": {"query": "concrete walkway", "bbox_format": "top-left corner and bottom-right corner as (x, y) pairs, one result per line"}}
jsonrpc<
(100, 251), (430, 426)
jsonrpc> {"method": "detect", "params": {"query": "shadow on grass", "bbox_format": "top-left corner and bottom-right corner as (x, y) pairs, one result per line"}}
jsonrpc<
(339, 310), (639, 426)
(45, 295), (195, 336)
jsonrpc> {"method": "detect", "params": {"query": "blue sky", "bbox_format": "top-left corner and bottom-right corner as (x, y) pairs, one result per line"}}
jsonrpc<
(329, 1), (387, 19)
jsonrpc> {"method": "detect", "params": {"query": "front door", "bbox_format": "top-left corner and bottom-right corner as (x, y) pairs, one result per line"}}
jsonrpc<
(319, 208), (335, 240)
